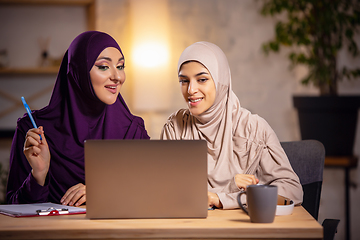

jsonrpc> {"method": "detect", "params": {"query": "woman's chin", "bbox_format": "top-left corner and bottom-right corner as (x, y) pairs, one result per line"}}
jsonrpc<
(189, 109), (204, 116)
(102, 97), (118, 105)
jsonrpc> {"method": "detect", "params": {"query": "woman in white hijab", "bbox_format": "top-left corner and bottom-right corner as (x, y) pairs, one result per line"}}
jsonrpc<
(161, 42), (303, 209)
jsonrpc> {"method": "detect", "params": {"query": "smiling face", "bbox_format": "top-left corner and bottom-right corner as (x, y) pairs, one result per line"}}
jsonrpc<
(178, 61), (216, 116)
(90, 47), (125, 105)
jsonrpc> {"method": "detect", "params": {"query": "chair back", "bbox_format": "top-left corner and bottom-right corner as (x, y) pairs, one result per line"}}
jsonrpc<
(280, 140), (325, 220)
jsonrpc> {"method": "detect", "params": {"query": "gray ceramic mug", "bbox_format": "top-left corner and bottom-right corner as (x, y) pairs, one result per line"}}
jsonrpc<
(237, 185), (278, 223)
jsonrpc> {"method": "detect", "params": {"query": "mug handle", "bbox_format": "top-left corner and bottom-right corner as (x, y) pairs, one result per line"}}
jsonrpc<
(238, 191), (248, 215)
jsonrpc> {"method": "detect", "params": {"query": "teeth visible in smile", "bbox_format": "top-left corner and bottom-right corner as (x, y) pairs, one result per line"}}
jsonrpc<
(106, 86), (116, 89)
(189, 98), (202, 103)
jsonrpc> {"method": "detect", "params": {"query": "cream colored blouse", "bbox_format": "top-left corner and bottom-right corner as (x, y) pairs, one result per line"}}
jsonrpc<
(161, 41), (303, 209)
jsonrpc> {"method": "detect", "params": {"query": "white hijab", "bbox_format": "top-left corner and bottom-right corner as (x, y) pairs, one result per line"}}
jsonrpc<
(164, 42), (245, 186)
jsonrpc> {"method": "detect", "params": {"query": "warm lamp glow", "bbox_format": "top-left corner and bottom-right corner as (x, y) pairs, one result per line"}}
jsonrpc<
(129, 0), (173, 112)
(133, 42), (169, 68)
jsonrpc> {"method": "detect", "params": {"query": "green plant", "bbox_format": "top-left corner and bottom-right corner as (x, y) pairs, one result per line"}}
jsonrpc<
(260, 0), (360, 95)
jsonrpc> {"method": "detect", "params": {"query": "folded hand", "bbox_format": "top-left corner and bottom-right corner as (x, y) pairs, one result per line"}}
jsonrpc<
(61, 183), (86, 207)
(208, 191), (223, 209)
(235, 174), (259, 190)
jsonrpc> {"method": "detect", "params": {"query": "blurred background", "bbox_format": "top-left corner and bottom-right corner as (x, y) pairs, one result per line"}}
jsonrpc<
(0, 1), (359, 239)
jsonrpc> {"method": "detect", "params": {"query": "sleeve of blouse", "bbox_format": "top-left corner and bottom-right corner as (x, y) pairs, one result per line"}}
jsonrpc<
(214, 177), (243, 209)
(257, 117), (303, 205)
(6, 122), (50, 204)
(160, 117), (177, 140)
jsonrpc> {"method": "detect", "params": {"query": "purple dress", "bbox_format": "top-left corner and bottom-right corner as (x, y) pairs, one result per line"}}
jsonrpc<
(6, 31), (150, 204)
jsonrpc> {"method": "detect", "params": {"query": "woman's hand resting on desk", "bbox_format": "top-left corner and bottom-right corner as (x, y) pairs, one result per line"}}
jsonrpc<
(208, 174), (258, 209)
(208, 191), (223, 209)
(235, 174), (259, 190)
(61, 183), (86, 206)
(23, 126), (50, 186)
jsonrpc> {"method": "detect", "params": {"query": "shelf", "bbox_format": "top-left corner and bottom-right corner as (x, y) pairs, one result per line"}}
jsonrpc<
(0, 0), (95, 30)
(0, 0), (94, 6)
(0, 67), (59, 75)
(325, 156), (358, 168)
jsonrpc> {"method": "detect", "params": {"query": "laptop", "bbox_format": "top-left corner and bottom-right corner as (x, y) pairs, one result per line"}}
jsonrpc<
(84, 139), (208, 219)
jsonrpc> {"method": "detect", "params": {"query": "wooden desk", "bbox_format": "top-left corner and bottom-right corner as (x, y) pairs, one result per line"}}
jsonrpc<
(0, 206), (322, 240)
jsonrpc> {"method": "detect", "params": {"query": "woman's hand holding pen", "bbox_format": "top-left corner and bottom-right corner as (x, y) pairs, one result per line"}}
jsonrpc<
(235, 174), (259, 190)
(23, 126), (50, 186)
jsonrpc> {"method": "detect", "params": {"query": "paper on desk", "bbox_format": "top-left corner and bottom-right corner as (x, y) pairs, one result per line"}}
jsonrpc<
(0, 202), (86, 217)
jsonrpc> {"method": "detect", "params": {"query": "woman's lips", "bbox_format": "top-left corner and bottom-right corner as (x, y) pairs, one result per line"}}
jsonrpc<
(189, 97), (203, 106)
(105, 85), (118, 94)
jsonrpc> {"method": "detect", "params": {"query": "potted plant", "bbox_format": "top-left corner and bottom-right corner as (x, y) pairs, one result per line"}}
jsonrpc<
(260, 0), (360, 156)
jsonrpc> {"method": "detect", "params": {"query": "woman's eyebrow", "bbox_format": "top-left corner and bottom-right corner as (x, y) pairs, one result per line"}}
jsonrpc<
(96, 56), (111, 61)
(178, 72), (209, 78)
(195, 72), (209, 76)
(96, 57), (124, 62)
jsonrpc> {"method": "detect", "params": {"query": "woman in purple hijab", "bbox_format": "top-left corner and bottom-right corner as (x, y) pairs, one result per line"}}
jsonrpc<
(6, 31), (150, 206)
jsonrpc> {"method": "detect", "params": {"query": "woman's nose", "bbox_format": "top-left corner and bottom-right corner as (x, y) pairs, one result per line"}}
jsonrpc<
(111, 67), (121, 83)
(188, 81), (198, 94)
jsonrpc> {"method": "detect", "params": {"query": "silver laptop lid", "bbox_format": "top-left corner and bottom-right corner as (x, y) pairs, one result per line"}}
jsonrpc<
(85, 139), (208, 219)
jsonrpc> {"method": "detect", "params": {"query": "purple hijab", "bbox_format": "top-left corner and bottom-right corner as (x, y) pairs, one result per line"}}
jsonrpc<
(7, 31), (150, 204)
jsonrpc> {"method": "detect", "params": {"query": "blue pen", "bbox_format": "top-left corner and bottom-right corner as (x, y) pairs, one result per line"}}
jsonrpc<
(21, 96), (42, 140)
